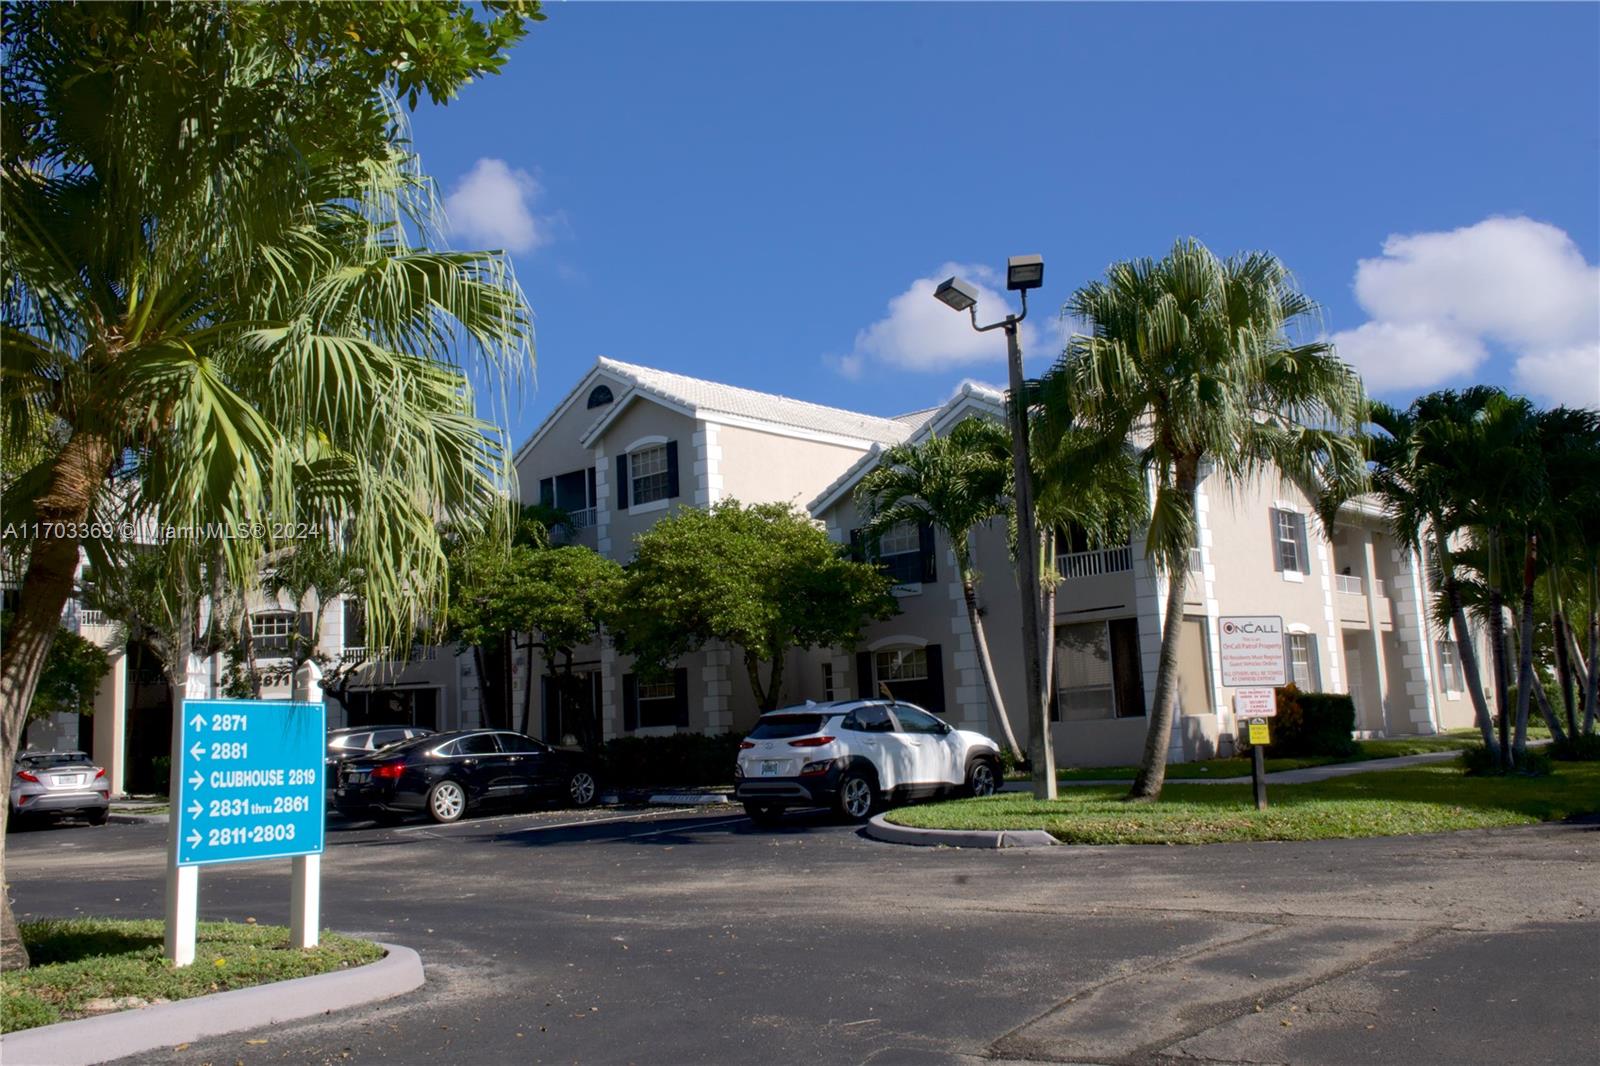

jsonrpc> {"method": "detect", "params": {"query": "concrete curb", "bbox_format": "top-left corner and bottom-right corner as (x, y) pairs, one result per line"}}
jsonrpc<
(106, 812), (168, 825)
(0, 941), (424, 1066)
(864, 812), (1058, 849)
(648, 792), (735, 806)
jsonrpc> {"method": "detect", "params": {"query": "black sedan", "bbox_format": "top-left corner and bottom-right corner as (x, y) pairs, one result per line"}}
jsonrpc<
(333, 729), (600, 824)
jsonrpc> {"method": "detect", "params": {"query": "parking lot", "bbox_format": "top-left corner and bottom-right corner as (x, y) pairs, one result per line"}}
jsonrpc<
(7, 804), (1598, 1065)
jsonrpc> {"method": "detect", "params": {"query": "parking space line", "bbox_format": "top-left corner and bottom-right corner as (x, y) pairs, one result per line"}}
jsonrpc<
(500, 807), (729, 837)
(381, 805), (713, 836)
(611, 816), (747, 840)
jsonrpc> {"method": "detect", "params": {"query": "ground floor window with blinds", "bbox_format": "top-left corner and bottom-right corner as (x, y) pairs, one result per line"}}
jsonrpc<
(1053, 618), (1146, 720)
(1287, 632), (1321, 690)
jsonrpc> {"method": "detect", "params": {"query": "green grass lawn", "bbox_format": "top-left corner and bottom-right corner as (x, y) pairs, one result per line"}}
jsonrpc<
(1043, 731), (1484, 782)
(892, 759), (1600, 845)
(1, 919), (383, 1033)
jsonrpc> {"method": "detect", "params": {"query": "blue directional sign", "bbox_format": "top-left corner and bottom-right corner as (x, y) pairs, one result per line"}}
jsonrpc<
(173, 699), (325, 866)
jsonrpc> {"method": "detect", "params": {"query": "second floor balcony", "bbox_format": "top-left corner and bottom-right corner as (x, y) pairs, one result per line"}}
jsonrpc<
(1056, 543), (1134, 580)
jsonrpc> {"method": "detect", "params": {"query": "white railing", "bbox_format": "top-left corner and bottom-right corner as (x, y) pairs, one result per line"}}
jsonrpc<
(1335, 574), (1363, 595)
(569, 507), (597, 530)
(1056, 544), (1134, 580)
(78, 609), (109, 627)
(341, 646), (370, 664)
(1187, 547), (1203, 573)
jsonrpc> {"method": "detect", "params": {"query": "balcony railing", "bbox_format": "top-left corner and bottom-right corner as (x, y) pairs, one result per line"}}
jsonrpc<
(1335, 574), (1363, 596)
(1056, 544), (1134, 580)
(78, 609), (109, 627)
(568, 507), (597, 530)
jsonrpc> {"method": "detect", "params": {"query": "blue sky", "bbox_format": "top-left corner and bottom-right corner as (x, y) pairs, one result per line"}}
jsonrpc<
(408, 2), (1600, 444)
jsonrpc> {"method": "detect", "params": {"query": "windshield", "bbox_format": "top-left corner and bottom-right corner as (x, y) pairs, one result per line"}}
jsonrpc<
(18, 752), (92, 770)
(747, 714), (829, 740)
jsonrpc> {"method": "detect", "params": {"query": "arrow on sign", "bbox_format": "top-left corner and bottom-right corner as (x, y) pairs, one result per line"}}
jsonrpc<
(189, 742), (204, 761)
(187, 800), (202, 819)
(189, 713), (205, 730)
(189, 771), (203, 790)
(187, 830), (201, 848)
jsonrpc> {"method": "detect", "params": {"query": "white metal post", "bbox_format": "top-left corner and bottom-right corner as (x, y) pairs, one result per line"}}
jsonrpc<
(290, 661), (323, 949)
(164, 684), (198, 966)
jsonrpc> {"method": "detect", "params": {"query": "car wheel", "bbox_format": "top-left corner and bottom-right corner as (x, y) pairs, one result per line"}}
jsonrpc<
(743, 801), (782, 825)
(834, 771), (877, 823)
(426, 780), (467, 824)
(567, 770), (598, 808)
(86, 807), (109, 826)
(966, 758), (1000, 798)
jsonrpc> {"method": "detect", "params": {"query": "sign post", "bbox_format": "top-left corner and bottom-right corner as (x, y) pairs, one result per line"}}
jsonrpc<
(164, 669), (325, 965)
(1220, 617), (1287, 812)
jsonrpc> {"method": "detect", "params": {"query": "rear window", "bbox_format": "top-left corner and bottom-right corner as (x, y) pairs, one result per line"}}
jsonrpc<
(19, 752), (92, 769)
(747, 714), (829, 740)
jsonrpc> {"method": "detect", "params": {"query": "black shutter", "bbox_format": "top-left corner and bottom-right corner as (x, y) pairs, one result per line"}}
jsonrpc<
(673, 666), (689, 727)
(623, 673), (638, 731)
(587, 466), (598, 509)
(616, 455), (629, 510)
(297, 612), (315, 656)
(1109, 618), (1146, 717)
(539, 477), (555, 508)
(1308, 636), (1322, 691)
(924, 644), (945, 713)
(1294, 514), (1311, 576)
(849, 528), (864, 562)
(666, 440), (680, 500)
(918, 521), (937, 582)
(1268, 508), (1284, 571)
(856, 651), (873, 698)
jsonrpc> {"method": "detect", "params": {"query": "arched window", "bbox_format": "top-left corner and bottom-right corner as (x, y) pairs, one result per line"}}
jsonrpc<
(586, 385), (614, 409)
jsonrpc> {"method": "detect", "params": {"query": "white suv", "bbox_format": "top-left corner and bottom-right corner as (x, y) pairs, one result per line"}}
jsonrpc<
(734, 699), (1003, 823)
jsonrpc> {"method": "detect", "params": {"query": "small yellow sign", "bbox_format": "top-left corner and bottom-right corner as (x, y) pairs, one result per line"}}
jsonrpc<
(1248, 719), (1271, 746)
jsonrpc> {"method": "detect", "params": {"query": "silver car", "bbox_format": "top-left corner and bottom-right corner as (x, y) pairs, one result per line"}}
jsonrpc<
(10, 751), (110, 826)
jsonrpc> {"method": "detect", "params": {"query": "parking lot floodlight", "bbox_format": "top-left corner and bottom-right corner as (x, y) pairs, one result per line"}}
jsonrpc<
(1006, 254), (1044, 292)
(933, 276), (980, 312)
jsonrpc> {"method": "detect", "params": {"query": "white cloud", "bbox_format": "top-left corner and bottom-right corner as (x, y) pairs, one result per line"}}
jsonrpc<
(842, 263), (1059, 375)
(1331, 216), (1599, 408)
(444, 158), (545, 254)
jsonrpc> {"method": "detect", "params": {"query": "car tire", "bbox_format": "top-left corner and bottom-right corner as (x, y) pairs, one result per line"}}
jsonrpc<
(833, 771), (877, 823)
(966, 757), (1000, 798)
(426, 780), (468, 824)
(743, 801), (783, 826)
(567, 770), (599, 808)
(86, 807), (109, 826)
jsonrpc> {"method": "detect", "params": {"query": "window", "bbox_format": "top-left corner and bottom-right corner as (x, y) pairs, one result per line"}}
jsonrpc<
(636, 679), (676, 726)
(863, 520), (933, 585)
(1273, 509), (1310, 574)
(841, 705), (894, 733)
(893, 706), (946, 735)
(496, 733), (547, 754)
(1054, 619), (1145, 720)
(875, 647), (928, 682)
(343, 599), (366, 649)
(1287, 633), (1320, 689)
(1438, 640), (1462, 693)
(586, 385), (614, 408)
(623, 667), (688, 730)
(749, 714), (829, 740)
(334, 733), (372, 751)
(251, 611), (297, 655)
(821, 663), (835, 701)
(449, 733), (499, 756)
(878, 521), (919, 557)
(630, 444), (671, 505)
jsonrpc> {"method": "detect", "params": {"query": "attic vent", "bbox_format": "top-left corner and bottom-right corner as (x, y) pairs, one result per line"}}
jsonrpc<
(586, 385), (614, 409)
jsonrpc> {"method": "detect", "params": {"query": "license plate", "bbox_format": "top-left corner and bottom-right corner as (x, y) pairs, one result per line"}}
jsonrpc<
(761, 761), (779, 776)
(52, 775), (83, 788)
(346, 771), (369, 783)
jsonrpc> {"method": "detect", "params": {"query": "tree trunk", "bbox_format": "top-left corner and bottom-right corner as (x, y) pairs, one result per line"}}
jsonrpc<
(1586, 565), (1598, 736)
(520, 636), (537, 736)
(1531, 674), (1567, 743)
(1512, 536), (1537, 763)
(1, 431), (117, 972)
(1553, 609), (1579, 740)
(743, 650), (783, 712)
(964, 578), (1023, 762)
(1449, 588), (1499, 758)
(1487, 587), (1512, 769)
(1038, 529), (1057, 743)
(1128, 558), (1188, 801)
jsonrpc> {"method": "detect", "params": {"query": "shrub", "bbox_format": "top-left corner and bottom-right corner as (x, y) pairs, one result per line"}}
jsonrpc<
(1460, 745), (1553, 777)
(599, 732), (745, 789)
(1549, 734), (1600, 761)
(1243, 686), (1357, 758)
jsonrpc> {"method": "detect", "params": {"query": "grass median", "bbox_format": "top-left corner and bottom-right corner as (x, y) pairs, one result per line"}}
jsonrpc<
(1040, 732), (1484, 782)
(892, 759), (1600, 844)
(1, 918), (384, 1033)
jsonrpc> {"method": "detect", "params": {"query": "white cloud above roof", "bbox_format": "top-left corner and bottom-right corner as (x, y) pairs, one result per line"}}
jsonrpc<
(445, 157), (546, 255)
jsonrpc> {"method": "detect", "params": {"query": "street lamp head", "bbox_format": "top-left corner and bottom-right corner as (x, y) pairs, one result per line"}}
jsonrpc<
(1006, 254), (1044, 292)
(933, 276), (980, 313)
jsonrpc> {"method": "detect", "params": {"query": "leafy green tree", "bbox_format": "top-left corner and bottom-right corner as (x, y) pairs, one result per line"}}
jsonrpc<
(612, 501), (897, 712)
(24, 625), (110, 724)
(856, 418), (1022, 759)
(1045, 239), (1367, 801)
(0, 2), (538, 970)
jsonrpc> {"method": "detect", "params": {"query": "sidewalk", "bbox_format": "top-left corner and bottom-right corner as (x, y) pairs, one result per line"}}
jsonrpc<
(1002, 748), (1466, 791)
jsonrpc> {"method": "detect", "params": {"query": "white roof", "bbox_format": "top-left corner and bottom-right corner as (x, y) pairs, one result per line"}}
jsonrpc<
(579, 357), (937, 447)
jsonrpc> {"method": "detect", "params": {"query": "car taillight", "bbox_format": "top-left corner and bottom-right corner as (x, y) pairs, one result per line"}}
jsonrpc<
(94, 768), (106, 779)
(373, 763), (405, 780)
(16, 771), (39, 783)
(739, 741), (755, 750)
(799, 760), (832, 777)
(788, 736), (835, 748)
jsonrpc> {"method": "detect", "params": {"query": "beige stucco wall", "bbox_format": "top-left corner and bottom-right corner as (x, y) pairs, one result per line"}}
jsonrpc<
(594, 400), (700, 562)
(512, 369), (629, 507)
(713, 424), (868, 513)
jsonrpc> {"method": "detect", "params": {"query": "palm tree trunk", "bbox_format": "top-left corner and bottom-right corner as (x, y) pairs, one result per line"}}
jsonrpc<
(1487, 587), (1512, 769)
(964, 579), (1023, 762)
(1037, 530), (1057, 733)
(1586, 564), (1599, 735)
(1449, 592), (1499, 757)
(1128, 562), (1188, 801)
(1512, 536), (1537, 762)
(1, 431), (116, 972)
(1553, 608), (1579, 740)
(520, 636), (536, 735)
(1531, 675), (1567, 743)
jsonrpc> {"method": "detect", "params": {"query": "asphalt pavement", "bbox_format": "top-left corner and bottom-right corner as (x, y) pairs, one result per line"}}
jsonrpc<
(5, 803), (1598, 1066)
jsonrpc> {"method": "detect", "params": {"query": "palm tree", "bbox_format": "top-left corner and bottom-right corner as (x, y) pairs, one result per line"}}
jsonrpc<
(1043, 239), (1367, 801)
(856, 417), (1025, 762)
(0, 5), (533, 969)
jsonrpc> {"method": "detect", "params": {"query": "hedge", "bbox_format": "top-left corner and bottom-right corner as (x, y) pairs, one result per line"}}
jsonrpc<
(598, 732), (744, 789)
(1241, 685), (1357, 758)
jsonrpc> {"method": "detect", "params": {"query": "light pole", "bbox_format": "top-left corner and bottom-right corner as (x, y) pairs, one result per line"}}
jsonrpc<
(932, 255), (1056, 800)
